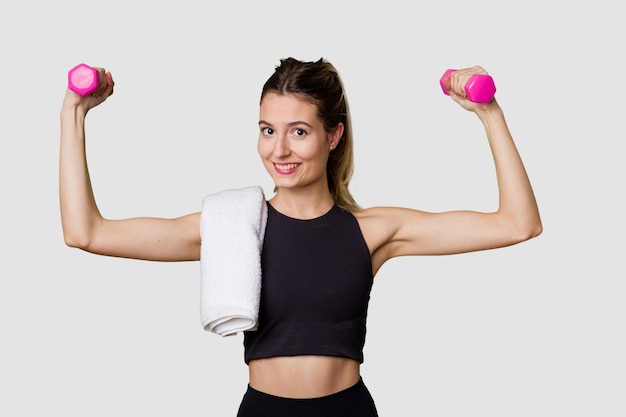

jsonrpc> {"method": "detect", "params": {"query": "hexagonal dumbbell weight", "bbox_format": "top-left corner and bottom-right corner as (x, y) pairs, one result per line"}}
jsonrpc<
(68, 63), (99, 96)
(439, 69), (496, 103)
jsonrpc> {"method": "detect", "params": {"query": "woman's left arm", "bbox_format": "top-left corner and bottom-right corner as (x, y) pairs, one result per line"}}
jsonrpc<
(361, 67), (542, 269)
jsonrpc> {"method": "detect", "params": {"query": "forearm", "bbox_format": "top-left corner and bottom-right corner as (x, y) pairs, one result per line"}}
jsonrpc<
(477, 103), (542, 239)
(59, 105), (102, 248)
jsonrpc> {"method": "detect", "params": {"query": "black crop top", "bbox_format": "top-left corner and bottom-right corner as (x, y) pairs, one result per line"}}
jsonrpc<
(243, 203), (374, 364)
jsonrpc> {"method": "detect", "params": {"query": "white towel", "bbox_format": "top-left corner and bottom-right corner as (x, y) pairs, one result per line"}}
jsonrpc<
(200, 186), (268, 337)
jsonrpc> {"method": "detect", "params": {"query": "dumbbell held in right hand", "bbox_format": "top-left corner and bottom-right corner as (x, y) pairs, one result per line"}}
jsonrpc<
(68, 63), (99, 96)
(439, 69), (496, 103)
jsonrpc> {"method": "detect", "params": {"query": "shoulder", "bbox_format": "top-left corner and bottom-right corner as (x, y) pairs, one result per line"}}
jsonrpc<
(353, 205), (432, 260)
(351, 206), (421, 251)
(350, 206), (421, 275)
(352, 205), (425, 225)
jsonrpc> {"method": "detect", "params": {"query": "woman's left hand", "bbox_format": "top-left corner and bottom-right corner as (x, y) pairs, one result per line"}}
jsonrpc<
(443, 66), (496, 112)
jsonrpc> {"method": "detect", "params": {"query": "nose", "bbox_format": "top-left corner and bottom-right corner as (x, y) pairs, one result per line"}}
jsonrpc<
(273, 133), (290, 157)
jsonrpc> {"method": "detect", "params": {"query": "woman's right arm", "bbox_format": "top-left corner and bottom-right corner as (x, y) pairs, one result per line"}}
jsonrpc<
(59, 68), (200, 262)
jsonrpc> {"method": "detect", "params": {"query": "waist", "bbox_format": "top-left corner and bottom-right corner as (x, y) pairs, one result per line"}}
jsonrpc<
(248, 355), (361, 398)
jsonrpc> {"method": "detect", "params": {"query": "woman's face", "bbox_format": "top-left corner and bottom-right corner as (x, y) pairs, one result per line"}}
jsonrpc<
(258, 93), (337, 191)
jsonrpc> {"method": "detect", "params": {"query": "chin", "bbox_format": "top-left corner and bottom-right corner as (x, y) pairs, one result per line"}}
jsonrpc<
(273, 181), (295, 190)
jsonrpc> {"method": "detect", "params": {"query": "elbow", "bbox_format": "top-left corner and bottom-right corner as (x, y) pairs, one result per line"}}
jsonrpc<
(521, 225), (543, 243)
(61, 214), (103, 251)
(63, 234), (90, 250)
(498, 204), (543, 245)
(62, 226), (93, 251)
(531, 221), (543, 239)
(513, 218), (543, 244)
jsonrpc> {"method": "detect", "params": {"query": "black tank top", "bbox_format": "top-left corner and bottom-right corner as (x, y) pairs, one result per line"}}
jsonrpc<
(243, 203), (373, 364)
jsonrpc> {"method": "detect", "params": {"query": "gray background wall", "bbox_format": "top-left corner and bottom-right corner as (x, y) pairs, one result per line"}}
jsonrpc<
(1, 1), (623, 416)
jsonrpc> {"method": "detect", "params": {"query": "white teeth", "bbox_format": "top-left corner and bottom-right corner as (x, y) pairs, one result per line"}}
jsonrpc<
(276, 163), (300, 170)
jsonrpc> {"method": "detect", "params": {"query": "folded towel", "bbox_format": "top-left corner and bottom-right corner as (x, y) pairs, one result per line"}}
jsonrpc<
(200, 186), (267, 337)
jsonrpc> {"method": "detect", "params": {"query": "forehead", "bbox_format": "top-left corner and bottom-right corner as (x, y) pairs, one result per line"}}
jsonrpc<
(259, 93), (319, 124)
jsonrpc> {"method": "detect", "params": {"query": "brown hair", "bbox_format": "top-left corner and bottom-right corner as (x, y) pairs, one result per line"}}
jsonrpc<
(261, 57), (359, 211)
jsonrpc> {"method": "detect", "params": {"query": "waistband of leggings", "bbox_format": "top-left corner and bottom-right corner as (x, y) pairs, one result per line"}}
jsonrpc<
(246, 376), (366, 402)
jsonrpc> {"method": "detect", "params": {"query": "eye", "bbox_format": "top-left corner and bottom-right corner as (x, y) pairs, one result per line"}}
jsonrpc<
(292, 128), (307, 137)
(261, 127), (274, 136)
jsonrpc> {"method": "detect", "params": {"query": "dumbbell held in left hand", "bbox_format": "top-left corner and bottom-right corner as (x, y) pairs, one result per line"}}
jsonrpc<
(68, 63), (99, 96)
(440, 69), (496, 103)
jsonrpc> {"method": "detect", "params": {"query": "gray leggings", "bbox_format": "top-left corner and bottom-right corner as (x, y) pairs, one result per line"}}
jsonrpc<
(236, 377), (379, 417)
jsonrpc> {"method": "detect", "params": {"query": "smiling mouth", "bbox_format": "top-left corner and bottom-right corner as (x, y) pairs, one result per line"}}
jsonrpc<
(274, 163), (301, 173)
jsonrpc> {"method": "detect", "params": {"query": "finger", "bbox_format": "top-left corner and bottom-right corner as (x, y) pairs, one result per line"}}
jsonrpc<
(104, 71), (115, 96)
(449, 71), (467, 98)
(90, 67), (110, 97)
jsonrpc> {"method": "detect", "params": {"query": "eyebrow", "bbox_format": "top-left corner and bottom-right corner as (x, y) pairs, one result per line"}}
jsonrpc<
(258, 120), (314, 128)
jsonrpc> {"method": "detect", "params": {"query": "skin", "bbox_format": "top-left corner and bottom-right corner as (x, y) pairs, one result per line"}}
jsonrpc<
(60, 65), (542, 399)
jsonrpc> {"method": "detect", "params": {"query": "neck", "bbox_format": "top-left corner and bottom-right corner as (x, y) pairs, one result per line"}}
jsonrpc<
(270, 186), (335, 220)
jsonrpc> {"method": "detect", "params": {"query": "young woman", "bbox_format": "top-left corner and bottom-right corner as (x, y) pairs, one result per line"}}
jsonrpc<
(60, 57), (542, 416)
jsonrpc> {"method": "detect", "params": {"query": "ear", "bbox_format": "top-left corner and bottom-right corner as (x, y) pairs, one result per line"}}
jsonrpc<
(329, 123), (344, 150)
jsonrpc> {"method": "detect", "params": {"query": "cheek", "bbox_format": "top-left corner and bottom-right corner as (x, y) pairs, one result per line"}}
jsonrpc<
(294, 141), (326, 160)
(257, 138), (270, 158)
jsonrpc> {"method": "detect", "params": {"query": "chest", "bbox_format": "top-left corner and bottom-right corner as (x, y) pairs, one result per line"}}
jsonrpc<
(259, 207), (373, 320)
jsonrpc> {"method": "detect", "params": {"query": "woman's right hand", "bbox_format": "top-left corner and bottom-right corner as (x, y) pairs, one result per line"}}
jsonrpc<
(59, 65), (202, 262)
(62, 67), (115, 113)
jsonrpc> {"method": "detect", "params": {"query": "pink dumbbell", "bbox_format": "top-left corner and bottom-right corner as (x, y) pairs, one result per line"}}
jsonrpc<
(68, 63), (99, 96)
(440, 69), (496, 103)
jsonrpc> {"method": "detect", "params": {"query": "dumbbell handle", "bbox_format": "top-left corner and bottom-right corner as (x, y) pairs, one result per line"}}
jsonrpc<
(68, 63), (99, 96)
(440, 69), (496, 103)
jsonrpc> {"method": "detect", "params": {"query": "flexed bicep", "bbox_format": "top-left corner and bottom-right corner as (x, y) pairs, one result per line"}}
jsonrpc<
(74, 213), (202, 262)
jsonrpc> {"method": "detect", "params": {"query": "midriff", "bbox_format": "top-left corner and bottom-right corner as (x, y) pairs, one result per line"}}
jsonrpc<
(248, 355), (361, 398)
